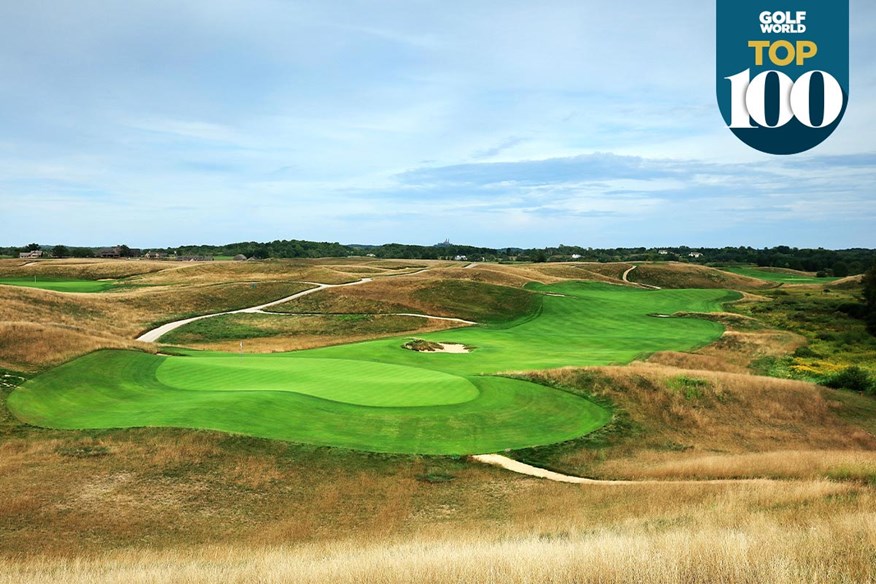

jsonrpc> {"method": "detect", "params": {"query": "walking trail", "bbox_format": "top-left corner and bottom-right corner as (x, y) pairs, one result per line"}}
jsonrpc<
(621, 265), (661, 290)
(137, 266), (476, 343)
(472, 454), (775, 485)
(137, 278), (376, 342)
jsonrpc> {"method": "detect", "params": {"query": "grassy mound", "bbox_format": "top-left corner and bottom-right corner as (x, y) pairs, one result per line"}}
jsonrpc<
(9, 282), (737, 454)
(625, 263), (769, 289)
(269, 278), (539, 324)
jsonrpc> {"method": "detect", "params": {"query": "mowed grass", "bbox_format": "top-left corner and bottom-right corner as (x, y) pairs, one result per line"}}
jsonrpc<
(720, 266), (838, 284)
(10, 351), (607, 454)
(10, 282), (736, 454)
(0, 277), (118, 293)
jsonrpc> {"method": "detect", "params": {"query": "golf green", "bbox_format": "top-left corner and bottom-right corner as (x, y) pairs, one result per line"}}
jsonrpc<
(9, 282), (739, 454)
(0, 278), (118, 293)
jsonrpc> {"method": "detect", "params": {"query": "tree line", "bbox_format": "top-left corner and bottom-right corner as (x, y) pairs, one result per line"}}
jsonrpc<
(3, 241), (875, 275)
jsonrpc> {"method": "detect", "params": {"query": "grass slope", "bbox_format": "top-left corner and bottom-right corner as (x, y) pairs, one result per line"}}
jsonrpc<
(0, 278), (117, 293)
(9, 282), (736, 454)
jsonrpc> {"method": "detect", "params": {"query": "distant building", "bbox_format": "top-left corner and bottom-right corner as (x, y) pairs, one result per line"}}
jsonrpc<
(98, 246), (141, 258)
(366, 253), (376, 257)
(454, 255), (468, 261)
(571, 254), (582, 260)
(143, 251), (168, 260)
(658, 250), (669, 255)
(19, 250), (43, 259)
(233, 254), (247, 261)
(689, 252), (703, 258)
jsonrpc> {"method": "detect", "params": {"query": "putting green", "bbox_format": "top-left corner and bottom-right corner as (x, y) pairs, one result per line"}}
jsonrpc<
(9, 282), (739, 454)
(0, 278), (118, 293)
(156, 357), (479, 407)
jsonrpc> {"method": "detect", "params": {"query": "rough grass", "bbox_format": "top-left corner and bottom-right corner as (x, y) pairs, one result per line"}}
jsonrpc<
(0, 281), (316, 370)
(0, 322), (154, 371)
(732, 285), (876, 379)
(627, 262), (771, 289)
(510, 364), (876, 479)
(0, 258), (170, 280)
(269, 277), (541, 323)
(3, 513), (876, 584)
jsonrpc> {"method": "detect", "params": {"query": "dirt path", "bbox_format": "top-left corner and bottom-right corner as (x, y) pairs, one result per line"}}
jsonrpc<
(621, 265), (661, 290)
(472, 454), (775, 485)
(393, 313), (477, 325)
(463, 263), (478, 269)
(136, 278), (374, 343)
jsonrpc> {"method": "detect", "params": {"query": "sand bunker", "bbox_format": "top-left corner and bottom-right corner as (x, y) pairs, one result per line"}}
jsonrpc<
(403, 340), (471, 353)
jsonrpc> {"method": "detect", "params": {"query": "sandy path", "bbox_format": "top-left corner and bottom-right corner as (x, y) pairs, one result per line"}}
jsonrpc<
(472, 454), (776, 485)
(463, 263), (478, 269)
(393, 313), (477, 325)
(136, 278), (373, 343)
(621, 265), (661, 290)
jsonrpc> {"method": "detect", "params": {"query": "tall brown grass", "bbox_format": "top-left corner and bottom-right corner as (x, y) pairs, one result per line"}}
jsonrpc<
(1, 499), (873, 583)
(519, 364), (876, 478)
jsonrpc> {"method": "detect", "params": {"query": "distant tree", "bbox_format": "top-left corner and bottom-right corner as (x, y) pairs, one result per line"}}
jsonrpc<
(24, 243), (41, 252)
(118, 244), (132, 257)
(833, 261), (850, 278)
(70, 247), (95, 258)
(52, 244), (70, 258)
(863, 262), (876, 335)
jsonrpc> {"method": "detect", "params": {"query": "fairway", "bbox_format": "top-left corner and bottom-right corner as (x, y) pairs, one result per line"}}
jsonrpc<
(719, 267), (838, 284)
(10, 282), (738, 454)
(0, 277), (118, 293)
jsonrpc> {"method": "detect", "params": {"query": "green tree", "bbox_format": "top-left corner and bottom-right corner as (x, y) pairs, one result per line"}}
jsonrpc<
(52, 244), (69, 258)
(863, 262), (876, 335)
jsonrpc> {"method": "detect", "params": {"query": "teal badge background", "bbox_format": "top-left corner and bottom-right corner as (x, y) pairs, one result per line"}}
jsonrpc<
(716, 0), (849, 155)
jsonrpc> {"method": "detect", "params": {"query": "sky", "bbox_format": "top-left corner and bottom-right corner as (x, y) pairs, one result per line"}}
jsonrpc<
(1, 0), (874, 249)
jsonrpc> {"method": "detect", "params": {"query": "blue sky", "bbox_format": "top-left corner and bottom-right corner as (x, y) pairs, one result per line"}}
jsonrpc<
(1, 1), (874, 248)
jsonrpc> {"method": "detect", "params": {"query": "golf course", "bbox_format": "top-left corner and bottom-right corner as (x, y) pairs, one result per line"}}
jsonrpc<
(9, 281), (737, 454)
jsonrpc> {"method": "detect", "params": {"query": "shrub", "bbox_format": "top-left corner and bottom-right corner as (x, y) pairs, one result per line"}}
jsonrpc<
(667, 375), (709, 400)
(793, 345), (820, 359)
(823, 366), (874, 394)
